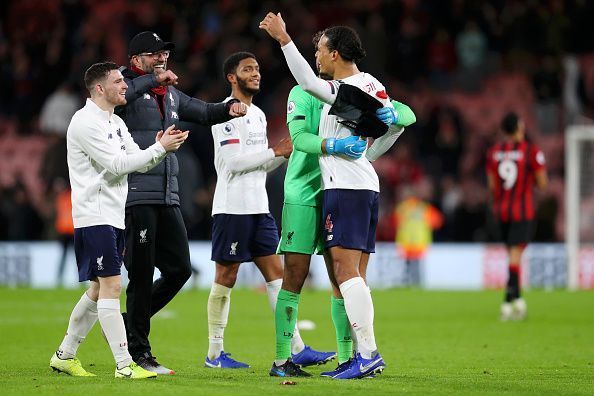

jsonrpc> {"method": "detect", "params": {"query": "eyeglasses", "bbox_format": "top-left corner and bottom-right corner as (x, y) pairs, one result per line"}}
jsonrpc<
(138, 50), (170, 59)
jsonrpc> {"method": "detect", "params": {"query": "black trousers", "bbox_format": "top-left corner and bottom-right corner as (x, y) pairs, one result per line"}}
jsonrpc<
(124, 205), (192, 359)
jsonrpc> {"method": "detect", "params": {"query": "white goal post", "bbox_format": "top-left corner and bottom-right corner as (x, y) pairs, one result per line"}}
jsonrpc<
(565, 125), (594, 290)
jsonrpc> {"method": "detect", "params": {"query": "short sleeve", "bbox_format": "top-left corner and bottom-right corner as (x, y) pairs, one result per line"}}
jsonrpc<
(530, 144), (546, 171)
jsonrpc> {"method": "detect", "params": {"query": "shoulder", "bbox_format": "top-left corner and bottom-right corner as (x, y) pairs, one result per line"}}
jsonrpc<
(69, 107), (96, 131)
(289, 85), (309, 98)
(212, 120), (239, 136)
(120, 66), (136, 81)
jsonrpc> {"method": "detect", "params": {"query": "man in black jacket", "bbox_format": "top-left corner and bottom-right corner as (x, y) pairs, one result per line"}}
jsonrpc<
(116, 31), (247, 375)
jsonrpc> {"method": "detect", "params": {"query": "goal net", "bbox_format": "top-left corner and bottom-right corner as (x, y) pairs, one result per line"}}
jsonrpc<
(565, 124), (594, 290)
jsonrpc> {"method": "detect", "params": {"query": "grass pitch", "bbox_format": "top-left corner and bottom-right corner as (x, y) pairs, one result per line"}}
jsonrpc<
(0, 287), (592, 395)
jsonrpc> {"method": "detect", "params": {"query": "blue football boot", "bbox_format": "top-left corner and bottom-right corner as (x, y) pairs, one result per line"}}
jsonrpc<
(320, 358), (354, 378)
(291, 345), (336, 367)
(204, 351), (249, 369)
(330, 352), (385, 379)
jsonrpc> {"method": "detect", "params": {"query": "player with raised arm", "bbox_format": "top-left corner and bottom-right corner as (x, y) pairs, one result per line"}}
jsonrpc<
(272, 81), (415, 377)
(49, 62), (188, 379)
(260, 14), (407, 379)
(486, 112), (547, 321)
(204, 52), (333, 370)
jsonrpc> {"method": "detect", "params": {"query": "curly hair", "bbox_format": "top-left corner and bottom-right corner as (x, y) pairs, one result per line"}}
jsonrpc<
(312, 26), (366, 63)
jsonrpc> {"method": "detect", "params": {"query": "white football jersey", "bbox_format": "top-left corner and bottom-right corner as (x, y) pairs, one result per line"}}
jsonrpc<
(318, 72), (391, 192)
(211, 99), (271, 215)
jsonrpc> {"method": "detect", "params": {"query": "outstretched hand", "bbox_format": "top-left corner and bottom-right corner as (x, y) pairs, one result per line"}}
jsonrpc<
(258, 12), (292, 46)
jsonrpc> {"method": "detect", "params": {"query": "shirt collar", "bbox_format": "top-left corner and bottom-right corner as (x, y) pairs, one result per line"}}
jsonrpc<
(85, 98), (113, 122)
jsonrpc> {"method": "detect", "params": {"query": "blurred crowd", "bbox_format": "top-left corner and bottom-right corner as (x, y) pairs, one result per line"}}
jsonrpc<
(1, 0), (594, 242)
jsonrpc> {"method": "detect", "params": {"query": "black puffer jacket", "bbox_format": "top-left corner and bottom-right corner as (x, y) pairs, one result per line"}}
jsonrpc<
(116, 67), (233, 207)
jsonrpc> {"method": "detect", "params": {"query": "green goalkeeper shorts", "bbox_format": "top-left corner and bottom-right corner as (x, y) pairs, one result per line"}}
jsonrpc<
(277, 203), (325, 255)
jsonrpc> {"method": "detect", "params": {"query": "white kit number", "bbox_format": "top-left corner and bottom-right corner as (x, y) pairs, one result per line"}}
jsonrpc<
(498, 159), (518, 190)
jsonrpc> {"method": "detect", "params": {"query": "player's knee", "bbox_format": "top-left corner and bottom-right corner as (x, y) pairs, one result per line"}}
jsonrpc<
(333, 265), (358, 285)
(86, 287), (99, 302)
(215, 269), (238, 288)
(99, 281), (121, 298)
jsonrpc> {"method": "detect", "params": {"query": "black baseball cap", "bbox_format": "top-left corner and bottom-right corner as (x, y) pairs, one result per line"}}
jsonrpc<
(128, 31), (175, 57)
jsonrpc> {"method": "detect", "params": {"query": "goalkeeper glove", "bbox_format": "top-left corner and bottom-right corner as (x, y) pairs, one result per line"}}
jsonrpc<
(376, 107), (398, 126)
(325, 135), (367, 159)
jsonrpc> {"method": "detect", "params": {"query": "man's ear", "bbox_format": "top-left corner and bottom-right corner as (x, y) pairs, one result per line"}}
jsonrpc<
(130, 56), (140, 69)
(227, 73), (237, 85)
(94, 83), (104, 96)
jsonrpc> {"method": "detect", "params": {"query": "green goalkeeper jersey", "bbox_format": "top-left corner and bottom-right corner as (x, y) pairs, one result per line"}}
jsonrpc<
(283, 85), (417, 207)
(284, 85), (324, 207)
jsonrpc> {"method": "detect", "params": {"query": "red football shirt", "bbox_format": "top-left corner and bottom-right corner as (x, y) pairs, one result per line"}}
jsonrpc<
(486, 140), (546, 222)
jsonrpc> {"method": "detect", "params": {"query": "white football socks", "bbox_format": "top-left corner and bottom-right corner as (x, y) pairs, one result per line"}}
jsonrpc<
(266, 278), (305, 355)
(207, 282), (231, 360)
(339, 277), (377, 360)
(97, 298), (132, 369)
(57, 292), (98, 359)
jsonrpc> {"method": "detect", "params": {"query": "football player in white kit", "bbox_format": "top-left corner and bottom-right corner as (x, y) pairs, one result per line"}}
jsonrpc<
(261, 14), (405, 379)
(204, 52), (336, 370)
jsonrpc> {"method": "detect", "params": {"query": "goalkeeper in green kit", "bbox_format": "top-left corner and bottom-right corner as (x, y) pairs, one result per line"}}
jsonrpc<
(271, 84), (416, 377)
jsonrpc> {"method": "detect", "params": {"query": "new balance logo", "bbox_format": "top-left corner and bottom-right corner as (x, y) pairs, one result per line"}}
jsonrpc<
(139, 229), (148, 244)
(230, 241), (238, 255)
(143, 93), (151, 100)
(96, 256), (104, 271)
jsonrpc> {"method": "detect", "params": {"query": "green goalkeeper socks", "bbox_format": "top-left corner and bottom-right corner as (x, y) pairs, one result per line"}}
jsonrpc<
(331, 296), (352, 363)
(275, 289), (300, 361)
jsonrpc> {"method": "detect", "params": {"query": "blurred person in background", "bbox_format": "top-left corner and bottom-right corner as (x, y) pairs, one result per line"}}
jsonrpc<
(116, 31), (247, 375)
(53, 180), (74, 287)
(394, 182), (443, 286)
(486, 112), (548, 321)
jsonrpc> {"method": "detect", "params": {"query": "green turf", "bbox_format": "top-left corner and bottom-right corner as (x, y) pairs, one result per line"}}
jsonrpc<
(0, 287), (592, 395)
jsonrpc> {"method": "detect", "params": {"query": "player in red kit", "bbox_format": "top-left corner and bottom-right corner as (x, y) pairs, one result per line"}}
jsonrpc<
(486, 112), (547, 321)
